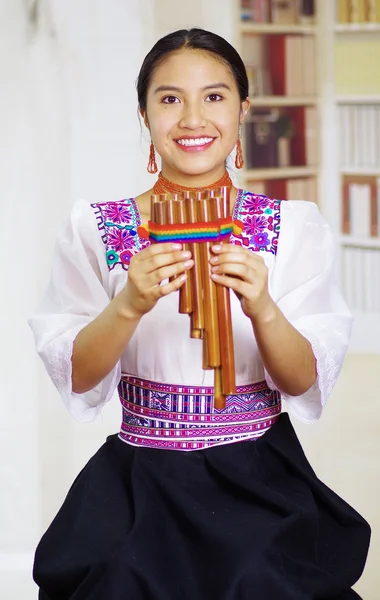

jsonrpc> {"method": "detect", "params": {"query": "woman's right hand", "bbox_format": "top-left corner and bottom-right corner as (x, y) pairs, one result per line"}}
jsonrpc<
(118, 243), (194, 319)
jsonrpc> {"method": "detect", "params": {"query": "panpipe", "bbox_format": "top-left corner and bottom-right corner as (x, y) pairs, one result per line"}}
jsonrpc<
(138, 187), (243, 409)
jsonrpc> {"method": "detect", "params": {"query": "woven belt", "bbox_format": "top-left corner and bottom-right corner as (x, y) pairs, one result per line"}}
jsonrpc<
(118, 375), (281, 451)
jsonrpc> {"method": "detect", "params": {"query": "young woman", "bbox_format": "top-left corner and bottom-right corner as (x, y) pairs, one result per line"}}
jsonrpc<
(30, 28), (370, 600)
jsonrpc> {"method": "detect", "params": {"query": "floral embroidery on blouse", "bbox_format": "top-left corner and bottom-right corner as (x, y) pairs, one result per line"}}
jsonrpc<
(91, 191), (282, 270)
(91, 198), (149, 270)
(232, 190), (281, 255)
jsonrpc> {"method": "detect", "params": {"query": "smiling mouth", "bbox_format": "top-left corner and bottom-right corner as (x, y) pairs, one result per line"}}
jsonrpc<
(176, 137), (215, 147)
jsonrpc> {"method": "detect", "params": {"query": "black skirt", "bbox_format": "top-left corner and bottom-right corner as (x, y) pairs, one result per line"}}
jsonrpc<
(34, 413), (370, 600)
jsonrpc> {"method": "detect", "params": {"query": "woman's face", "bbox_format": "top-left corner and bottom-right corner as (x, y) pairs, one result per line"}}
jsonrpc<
(143, 49), (249, 185)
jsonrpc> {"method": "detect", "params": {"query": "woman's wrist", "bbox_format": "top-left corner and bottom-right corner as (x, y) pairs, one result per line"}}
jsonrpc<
(250, 299), (278, 328)
(112, 292), (143, 323)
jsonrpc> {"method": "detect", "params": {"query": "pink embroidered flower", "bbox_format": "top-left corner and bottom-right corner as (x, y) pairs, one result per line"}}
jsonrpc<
(242, 194), (269, 213)
(107, 227), (136, 252)
(103, 202), (133, 224)
(244, 214), (268, 236)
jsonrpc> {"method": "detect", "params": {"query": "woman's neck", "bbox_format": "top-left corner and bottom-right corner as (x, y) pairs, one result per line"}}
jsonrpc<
(160, 166), (227, 189)
(154, 170), (232, 195)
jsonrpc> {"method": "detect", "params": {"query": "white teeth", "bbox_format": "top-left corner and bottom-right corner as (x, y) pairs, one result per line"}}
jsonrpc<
(177, 137), (213, 147)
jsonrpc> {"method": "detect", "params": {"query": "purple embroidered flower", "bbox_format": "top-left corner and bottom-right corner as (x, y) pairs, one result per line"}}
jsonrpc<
(250, 232), (270, 247)
(107, 226), (136, 252)
(120, 250), (134, 265)
(244, 214), (268, 236)
(242, 195), (269, 213)
(103, 202), (133, 224)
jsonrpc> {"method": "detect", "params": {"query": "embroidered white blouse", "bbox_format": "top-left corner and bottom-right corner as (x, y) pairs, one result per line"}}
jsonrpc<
(29, 192), (353, 425)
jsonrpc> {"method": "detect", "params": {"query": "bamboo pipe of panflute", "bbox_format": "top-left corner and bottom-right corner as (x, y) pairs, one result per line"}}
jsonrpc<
(210, 189), (236, 398)
(176, 197), (193, 315)
(196, 193), (221, 370)
(186, 192), (204, 339)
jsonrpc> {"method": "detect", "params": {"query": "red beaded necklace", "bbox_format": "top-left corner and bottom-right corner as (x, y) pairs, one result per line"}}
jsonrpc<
(153, 170), (232, 195)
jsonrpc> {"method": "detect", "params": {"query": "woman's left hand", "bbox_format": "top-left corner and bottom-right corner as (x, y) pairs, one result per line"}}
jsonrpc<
(210, 244), (277, 323)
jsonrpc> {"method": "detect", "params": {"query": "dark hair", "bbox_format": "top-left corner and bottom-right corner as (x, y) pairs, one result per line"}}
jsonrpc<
(137, 28), (249, 112)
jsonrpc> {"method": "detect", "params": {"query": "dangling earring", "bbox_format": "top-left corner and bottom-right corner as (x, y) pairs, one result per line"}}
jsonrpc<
(147, 141), (158, 174)
(235, 130), (244, 170)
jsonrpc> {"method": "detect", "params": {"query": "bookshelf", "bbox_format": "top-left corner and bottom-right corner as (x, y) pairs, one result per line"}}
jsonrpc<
(335, 23), (380, 32)
(244, 166), (318, 179)
(250, 95), (318, 106)
(236, 0), (380, 353)
(241, 23), (316, 34)
(237, 1), (320, 203)
(333, 0), (380, 353)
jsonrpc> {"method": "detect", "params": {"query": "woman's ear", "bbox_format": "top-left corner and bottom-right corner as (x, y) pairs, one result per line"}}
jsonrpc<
(240, 98), (251, 125)
(140, 108), (150, 130)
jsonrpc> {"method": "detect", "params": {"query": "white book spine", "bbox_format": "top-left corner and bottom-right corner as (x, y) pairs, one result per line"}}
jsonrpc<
(342, 247), (353, 309)
(339, 106), (346, 167)
(360, 106), (370, 168)
(377, 178), (380, 238)
(302, 37), (316, 96)
(352, 106), (360, 168)
(377, 107), (380, 169)
(367, 106), (377, 168)
(347, 106), (355, 168)
(287, 179), (298, 200)
(357, 106), (366, 168)
(349, 183), (372, 238)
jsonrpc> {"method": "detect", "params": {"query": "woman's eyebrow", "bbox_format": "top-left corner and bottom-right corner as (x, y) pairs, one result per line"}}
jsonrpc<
(153, 82), (231, 94)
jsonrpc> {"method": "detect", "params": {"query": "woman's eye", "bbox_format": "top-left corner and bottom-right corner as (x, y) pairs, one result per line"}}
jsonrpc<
(206, 93), (223, 102)
(162, 96), (179, 104)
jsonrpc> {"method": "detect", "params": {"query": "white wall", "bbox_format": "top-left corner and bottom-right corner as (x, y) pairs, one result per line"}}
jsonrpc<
(0, 1), (154, 597)
(1, 1), (379, 598)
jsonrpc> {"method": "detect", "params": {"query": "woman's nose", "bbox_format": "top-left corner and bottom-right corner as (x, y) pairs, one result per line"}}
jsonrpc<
(179, 102), (206, 130)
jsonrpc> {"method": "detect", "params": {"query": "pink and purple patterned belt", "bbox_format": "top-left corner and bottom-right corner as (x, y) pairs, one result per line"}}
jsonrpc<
(118, 375), (281, 451)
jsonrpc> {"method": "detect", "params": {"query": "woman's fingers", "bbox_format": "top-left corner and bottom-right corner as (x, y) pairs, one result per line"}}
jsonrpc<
(137, 245), (192, 275)
(210, 272), (247, 296)
(151, 259), (194, 285)
(211, 262), (256, 283)
(155, 273), (189, 297)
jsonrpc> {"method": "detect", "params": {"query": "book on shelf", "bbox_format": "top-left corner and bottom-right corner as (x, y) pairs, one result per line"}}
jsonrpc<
(338, 104), (380, 169)
(350, 0), (367, 22)
(267, 35), (316, 96)
(244, 106), (318, 169)
(271, 0), (298, 23)
(245, 109), (279, 168)
(342, 246), (380, 313)
(368, 0), (380, 22)
(240, 0), (315, 24)
(336, 0), (380, 24)
(265, 177), (318, 202)
(247, 180), (267, 196)
(342, 176), (379, 237)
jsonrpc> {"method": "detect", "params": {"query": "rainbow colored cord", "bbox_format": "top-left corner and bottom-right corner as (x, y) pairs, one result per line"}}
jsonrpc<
(137, 217), (244, 244)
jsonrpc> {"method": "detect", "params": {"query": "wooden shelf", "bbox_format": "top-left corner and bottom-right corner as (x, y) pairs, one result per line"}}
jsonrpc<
(335, 23), (380, 33)
(240, 23), (316, 35)
(340, 235), (380, 250)
(340, 167), (380, 176)
(336, 95), (380, 104)
(250, 95), (318, 107)
(244, 166), (318, 180)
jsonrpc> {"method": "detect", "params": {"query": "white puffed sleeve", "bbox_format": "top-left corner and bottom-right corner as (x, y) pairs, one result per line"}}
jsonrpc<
(28, 200), (121, 422)
(268, 200), (353, 423)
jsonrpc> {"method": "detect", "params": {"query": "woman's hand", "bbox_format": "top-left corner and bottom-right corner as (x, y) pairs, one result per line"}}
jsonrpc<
(209, 244), (276, 323)
(119, 243), (193, 319)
